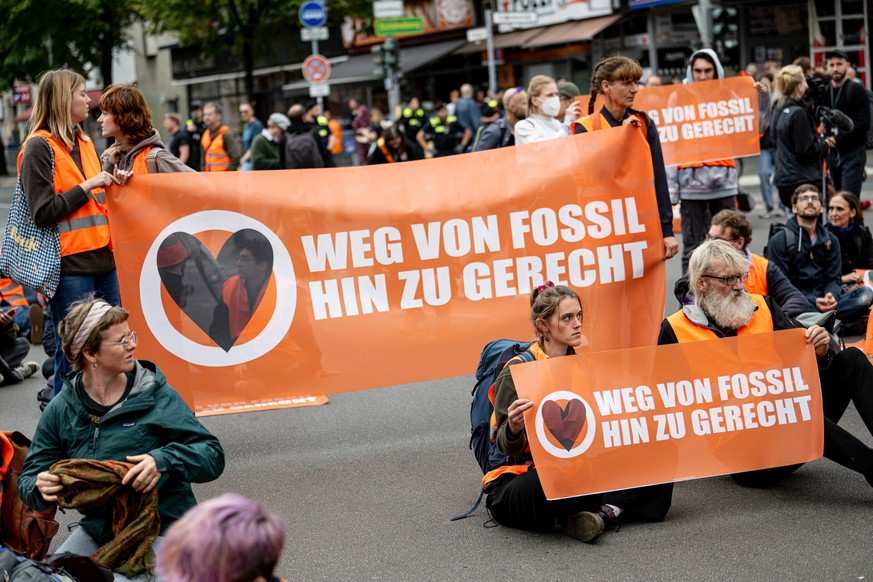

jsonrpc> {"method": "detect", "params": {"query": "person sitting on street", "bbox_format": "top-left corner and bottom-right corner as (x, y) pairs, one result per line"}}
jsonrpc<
(765, 184), (873, 327)
(0, 303), (40, 387)
(367, 124), (417, 164)
(660, 239), (873, 488)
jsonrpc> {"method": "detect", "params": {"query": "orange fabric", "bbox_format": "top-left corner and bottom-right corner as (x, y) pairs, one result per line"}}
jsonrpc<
(376, 138), (395, 163)
(222, 275), (268, 340)
(202, 126), (230, 172)
(667, 294), (772, 342)
(328, 119), (343, 154)
(571, 112), (648, 142)
(107, 126), (668, 414)
(131, 145), (154, 176)
(865, 314), (873, 355)
(0, 278), (28, 306)
(17, 130), (110, 257)
(678, 159), (737, 169)
(745, 253), (769, 296)
(0, 432), (12, 510)
(511, 329), (823, 500)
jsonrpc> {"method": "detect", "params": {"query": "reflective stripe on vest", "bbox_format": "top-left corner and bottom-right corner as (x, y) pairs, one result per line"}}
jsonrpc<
(18, 130), (110, 257)
(0, 279), (28, 306)
(202, 126), (230, 172)
(746, 254), (769, 296)
(376, 138), (395, 163)
(666, 294), (773, 343)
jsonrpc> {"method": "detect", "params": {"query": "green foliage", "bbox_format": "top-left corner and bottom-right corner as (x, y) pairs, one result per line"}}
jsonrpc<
(0, 0), (139, 88)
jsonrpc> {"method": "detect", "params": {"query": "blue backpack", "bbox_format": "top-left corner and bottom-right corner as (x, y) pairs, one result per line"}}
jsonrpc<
(452, 339), (534, 521)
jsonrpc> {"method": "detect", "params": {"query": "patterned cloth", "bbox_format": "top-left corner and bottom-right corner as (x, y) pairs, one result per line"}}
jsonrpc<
(50, 458), (160, 578)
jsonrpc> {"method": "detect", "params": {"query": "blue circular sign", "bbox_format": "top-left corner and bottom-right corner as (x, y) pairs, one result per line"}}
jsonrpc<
(299, 1), (327, 28)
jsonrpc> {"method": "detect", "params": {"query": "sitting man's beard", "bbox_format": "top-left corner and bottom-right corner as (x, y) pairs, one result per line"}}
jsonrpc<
(699, 288), (757, 330)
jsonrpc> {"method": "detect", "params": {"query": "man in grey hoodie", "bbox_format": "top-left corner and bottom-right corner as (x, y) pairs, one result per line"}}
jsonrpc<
(669, 49), (739, 273)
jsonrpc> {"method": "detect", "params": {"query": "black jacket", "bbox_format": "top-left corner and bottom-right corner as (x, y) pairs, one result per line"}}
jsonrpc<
(772, 99), (828, 189)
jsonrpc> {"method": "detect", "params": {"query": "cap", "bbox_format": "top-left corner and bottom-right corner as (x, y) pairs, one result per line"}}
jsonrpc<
(824, 49), (850, 62)
(267, 113), (291, 131)
(557, 81), (581, 100)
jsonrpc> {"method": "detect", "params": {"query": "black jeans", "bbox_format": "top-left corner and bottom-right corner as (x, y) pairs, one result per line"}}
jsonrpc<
(733, 347), (873, 487)
(829, 146), (867, 198)
(680, 196), (737, 274)
(0, 336), (31, 385)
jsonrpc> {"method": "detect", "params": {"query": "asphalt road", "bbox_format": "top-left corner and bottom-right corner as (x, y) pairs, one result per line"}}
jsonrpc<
(0, 165), (872, 580)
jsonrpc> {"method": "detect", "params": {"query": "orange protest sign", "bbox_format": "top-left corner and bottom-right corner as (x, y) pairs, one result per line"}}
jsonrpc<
(106, 127), (666, 415)
(511, 329), (823, 500)
(634, 77), (761, 166)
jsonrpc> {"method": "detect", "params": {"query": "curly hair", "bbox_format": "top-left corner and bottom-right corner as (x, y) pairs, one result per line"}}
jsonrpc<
(99, 83), (154, 144)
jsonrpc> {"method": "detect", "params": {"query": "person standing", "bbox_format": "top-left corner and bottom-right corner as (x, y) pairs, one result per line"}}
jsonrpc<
(472, 88), (527, 152)
(825, 49), (870, 202)
(162, 113), (191, 168)
(17, 69), (120, 396)
(756, 73), (786, 219)
(201, 103), (240, 172)
(238, 102), (264, 171)
(400, 97), (426, 159)
(571, 56), (678, 261)
(514, 76), (566, 145)
(184, 104), (205, 171)
(250, 113), (290, 170)
(454, 83), (481, 137)
(416, 102), (469, 158)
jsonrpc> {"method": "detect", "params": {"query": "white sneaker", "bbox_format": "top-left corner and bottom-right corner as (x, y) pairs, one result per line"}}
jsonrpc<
(14, 361), (41, 379)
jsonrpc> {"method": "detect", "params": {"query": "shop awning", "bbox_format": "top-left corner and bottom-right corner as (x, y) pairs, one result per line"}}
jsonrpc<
(12, 89), (102, 123)
(455, 26), (548, 54)
(522, 14), (620, 48)
(282, 39), (466, 91)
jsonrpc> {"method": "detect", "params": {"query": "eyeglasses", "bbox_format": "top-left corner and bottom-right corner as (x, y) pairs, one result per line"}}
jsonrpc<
(702, 272), (749, 286)
(797, 194), (821, 203)
(102, 330), (136, 347)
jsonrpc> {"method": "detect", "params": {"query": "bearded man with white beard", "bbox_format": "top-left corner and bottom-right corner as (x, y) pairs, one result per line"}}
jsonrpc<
(659, 239), (873, 489)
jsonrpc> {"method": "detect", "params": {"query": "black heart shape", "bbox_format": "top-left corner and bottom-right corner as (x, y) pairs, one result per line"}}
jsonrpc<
(157, 229), (274, 352)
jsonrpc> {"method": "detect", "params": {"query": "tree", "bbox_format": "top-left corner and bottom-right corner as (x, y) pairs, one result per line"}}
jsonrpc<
(0, 0), (139, 88)
(141, 0), (374, 102)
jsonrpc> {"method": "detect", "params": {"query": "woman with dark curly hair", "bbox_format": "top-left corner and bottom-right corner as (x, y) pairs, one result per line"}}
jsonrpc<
(98, 83), (193, 180)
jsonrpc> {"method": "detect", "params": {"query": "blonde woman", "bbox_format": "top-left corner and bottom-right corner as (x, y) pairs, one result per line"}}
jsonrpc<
(17, 69), (119, 396)
(514, 75), (566, 144)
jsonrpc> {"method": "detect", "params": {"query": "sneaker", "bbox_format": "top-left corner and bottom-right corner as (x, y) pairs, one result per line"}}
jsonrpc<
(759, 209), (778, 219)
(774, 208), (787, 218)
(562, 511), (605, 543)
(29, 304), (44, 345)
(14, 361), (41, 380)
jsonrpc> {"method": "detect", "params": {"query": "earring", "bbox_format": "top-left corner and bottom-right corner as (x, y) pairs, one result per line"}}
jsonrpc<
(545, 333), (551, 342)
(91, 361), (97, 371)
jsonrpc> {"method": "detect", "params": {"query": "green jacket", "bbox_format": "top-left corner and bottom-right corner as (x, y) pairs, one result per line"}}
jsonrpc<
(18, 361), (225, 543)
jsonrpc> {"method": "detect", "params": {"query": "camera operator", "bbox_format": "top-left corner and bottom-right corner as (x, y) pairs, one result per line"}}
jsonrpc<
(772, 65), (835, 210)
(825, 49), (870, 200)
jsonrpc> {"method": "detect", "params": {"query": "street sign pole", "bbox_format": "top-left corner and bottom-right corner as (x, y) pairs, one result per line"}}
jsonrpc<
(485, 7), (497, 99)
(312, 39), (322, 109)
(300, 1), (329, 109)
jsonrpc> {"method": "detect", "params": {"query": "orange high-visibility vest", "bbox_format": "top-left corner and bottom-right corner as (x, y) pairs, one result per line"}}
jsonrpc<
(376, 138), (395, 163)
(666, 294), (773, 343)
(0, 278), (28, 307)
(745, 253), (769, 296)
(0, 432), (13, 511)
(328, 119), (343, 154)
(202, 126), (231, 172)
(222, 275), (267, 340)
(131, 145), (154, 176)
(17, 130), (110, 257)
(481, 342), (549, 488)
(570, 111), (648, 142)
(679, 159), (736, 169)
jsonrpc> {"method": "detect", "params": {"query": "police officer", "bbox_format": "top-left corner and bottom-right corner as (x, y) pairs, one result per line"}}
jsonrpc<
(401, 96), (426, 159)
(302, 99), (336, 167)
(416, 101), (470, 158)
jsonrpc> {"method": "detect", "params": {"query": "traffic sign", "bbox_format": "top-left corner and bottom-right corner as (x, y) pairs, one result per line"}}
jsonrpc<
(301, 27), (329, 41)
(492, 11), (538, 25)
(302, 54), (331, 83)
(309, 84), (330, 98)
(299, 1), (327, 29)
(373, 0), (404, 19)
(374, 17), (424, 36)
(466, 27), (488, 43)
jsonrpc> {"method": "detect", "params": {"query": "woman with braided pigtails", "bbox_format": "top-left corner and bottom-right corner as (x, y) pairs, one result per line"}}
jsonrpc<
(571, 56), (679, 262)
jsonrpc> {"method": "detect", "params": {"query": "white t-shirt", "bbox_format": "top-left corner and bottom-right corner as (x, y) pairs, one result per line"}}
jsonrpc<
(514, 114), (567, 145)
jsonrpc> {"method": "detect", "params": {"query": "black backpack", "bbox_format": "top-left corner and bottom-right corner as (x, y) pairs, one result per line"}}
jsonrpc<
(0, 547), (75, 581)
(284, 129), (325, 169)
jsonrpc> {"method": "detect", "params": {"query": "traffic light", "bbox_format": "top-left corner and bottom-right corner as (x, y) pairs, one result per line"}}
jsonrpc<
(382, 37), (399, 70)
(372, 43), (385, 78)
(711, 7), (738, 50)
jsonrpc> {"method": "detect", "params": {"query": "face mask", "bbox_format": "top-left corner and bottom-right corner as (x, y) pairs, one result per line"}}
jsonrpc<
(539, 95), (560, 117)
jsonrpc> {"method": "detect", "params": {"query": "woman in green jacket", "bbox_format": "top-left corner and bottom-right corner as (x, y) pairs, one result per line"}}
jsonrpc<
(18, 295), (225, 581)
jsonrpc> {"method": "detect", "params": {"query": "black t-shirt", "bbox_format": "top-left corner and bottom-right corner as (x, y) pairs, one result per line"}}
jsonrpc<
(185, 121), (206, 171)
(75, 372), (135, 420)
(167, 130), (191, 161)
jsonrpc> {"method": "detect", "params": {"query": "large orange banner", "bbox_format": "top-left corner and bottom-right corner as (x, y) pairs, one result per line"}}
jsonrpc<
(632, 77), (761, 167)
(511, 330), (823, 500)
(106, 127), (666, 415)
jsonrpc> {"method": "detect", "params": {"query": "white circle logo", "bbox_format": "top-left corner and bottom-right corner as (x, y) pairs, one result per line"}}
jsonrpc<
(535, 390), (597, 459)
(140, 211), (296, 367)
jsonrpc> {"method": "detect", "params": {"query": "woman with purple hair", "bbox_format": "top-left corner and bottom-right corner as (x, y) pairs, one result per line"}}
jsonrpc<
(158, 493), (287, 582)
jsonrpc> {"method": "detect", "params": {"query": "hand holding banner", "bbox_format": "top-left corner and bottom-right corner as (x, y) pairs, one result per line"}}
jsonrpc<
(511, 330), (823, 500)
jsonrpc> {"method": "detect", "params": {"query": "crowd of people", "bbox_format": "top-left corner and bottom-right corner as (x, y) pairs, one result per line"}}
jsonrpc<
(1, 42), (872, 577)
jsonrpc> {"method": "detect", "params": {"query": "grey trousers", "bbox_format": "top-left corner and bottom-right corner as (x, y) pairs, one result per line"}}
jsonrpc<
(55, 526), (164, 582)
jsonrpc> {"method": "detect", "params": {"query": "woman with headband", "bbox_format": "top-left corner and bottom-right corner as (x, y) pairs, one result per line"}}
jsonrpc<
(484, 282), (672, 544)
(17, 295), (225, 581)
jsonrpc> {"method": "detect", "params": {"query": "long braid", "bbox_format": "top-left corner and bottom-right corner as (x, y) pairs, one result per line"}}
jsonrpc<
(588, 62), (604, 115)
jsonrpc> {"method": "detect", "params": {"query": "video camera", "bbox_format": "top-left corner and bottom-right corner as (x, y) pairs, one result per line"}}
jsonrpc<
(804, 76), (854, 137)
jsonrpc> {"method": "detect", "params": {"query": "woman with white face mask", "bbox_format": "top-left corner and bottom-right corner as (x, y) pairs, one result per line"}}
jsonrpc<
(514, 75), (567, 145)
